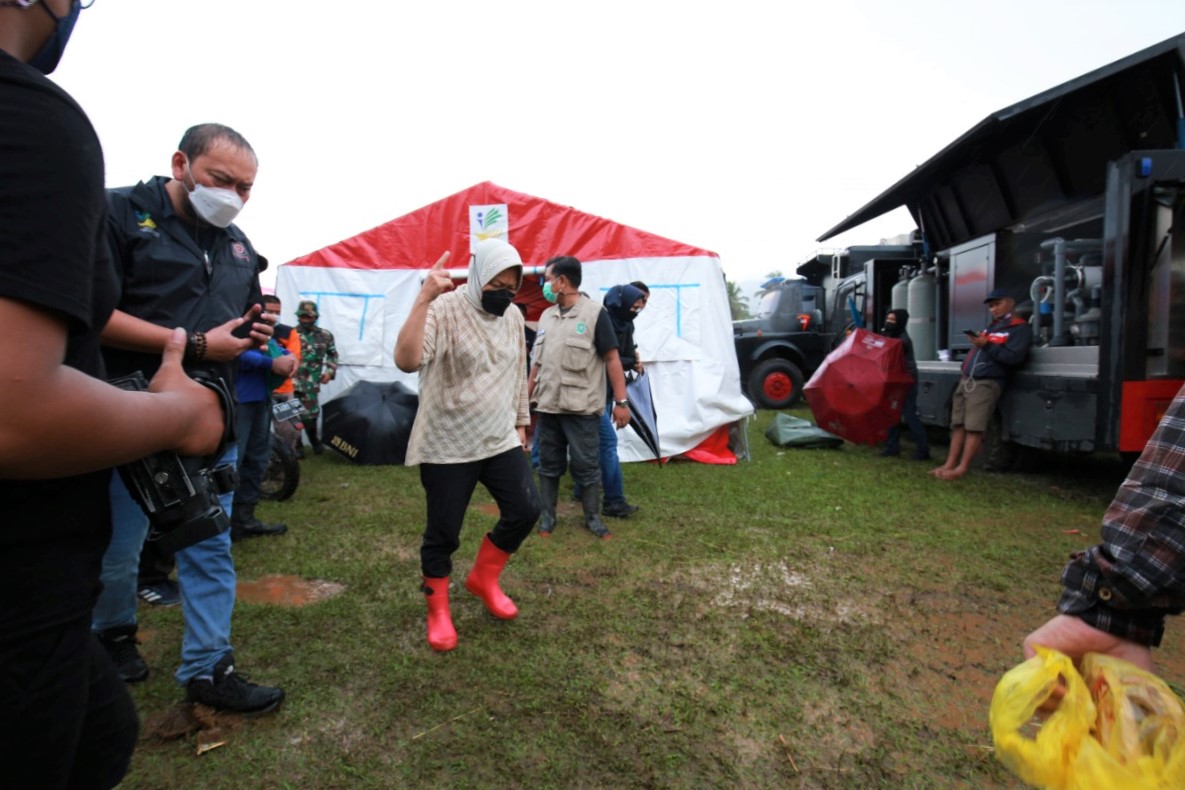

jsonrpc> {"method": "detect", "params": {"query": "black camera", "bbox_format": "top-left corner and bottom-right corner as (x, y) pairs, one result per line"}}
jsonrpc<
(108, 370), (238, 554)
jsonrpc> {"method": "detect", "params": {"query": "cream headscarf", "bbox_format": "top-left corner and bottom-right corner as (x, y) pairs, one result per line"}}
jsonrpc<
(464, 238), (524, 312)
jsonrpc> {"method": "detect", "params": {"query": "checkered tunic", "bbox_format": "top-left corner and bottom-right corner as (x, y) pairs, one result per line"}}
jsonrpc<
(403, 290), (530, 466)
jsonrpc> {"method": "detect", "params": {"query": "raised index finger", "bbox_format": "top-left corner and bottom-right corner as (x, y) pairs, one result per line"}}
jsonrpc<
(431, 251), (451, 271)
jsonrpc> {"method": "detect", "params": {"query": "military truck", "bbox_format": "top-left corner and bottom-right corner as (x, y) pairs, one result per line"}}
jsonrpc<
(733, 244), (919, 409)
(731, 277), (825, 409)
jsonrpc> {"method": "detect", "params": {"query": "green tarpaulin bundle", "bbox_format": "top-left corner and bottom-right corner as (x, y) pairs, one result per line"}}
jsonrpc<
(764, 413), (844, 449)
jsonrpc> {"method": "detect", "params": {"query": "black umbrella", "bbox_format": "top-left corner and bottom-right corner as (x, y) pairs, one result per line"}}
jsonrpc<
(322, 380), (419, 465)
(624, 370), (661, 461)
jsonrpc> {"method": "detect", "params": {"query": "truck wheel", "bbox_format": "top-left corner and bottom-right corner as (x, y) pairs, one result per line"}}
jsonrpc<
(260, 436), (301, 501)
(747, 359), (805, 410)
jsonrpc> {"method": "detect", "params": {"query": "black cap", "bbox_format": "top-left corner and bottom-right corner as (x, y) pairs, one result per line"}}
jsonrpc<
(984, 288), (1012, 304)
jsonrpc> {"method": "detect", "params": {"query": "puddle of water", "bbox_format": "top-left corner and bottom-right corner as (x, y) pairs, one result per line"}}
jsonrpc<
(237, 574), (346, 607)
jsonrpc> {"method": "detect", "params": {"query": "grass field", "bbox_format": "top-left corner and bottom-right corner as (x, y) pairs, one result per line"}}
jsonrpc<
(120, 407), (1185, 789)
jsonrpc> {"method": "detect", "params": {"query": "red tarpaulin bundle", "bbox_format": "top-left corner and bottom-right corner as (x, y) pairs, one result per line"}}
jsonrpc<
(803, 328), (915, 446)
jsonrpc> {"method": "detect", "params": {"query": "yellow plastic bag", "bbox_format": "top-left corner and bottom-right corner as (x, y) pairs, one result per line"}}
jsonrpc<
(990, 646), (1185, 789)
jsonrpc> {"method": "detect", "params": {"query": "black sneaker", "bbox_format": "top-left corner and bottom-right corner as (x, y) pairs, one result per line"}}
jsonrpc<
(235, 520), (288, 538)
(185, 654), (284, 716)
(138, 580), (181, 607)
(96, 625), (149, 683)
(602, 502), (639, 518)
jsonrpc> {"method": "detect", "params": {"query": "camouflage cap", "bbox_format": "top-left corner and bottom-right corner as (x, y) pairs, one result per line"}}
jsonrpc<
(296, 300), (319, 318)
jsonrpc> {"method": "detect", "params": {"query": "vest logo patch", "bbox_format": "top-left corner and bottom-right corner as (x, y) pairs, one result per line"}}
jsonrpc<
(576, 322), (588, 335)
(134, 211), (159, 237)
(232, 242), (249, 260)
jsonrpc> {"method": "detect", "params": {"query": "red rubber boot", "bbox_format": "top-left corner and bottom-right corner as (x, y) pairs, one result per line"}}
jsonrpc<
(464, 534), (518, 620)
(421, 576), (457, 651)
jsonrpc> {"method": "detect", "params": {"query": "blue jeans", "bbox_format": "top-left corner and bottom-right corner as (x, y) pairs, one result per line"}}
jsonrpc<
(530, 422), (541, 470)
(572, 408), (627, 507)
(234, 399), (271, 508)
(93, 446), (238, 686)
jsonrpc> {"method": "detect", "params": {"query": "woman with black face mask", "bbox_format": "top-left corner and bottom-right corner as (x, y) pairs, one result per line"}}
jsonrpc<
(878, 308), (930, 460)
(572, 282), (648, 518)
(394, 238), (540, 652)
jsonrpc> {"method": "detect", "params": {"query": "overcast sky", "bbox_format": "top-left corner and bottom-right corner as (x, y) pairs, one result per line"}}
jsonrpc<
(51, 1), (1185, 293)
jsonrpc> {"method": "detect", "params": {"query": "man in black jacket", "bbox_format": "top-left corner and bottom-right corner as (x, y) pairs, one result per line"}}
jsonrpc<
(0, 5), (222, 785)
(93, 123), (285, 715)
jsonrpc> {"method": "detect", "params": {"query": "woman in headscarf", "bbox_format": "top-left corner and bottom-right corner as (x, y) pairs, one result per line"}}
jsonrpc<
(577, 282), (649, 517)
(394, 239), (539, 652)
(878, 308), (930, 461)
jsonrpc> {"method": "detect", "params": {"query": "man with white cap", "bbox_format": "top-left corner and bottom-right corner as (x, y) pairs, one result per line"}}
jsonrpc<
(395, 239), (540, 652)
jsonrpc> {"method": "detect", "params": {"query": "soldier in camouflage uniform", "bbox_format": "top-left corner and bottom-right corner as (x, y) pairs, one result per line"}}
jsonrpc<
(294, 300), (339, 455)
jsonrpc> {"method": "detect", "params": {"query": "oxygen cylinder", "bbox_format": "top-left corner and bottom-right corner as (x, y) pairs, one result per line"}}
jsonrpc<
(891, 277), (911, 312)
(907, 273), (937, 361)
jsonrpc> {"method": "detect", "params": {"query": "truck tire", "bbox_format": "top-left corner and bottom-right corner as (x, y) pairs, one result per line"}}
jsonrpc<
(747, 358), (805, 410)
(260, 436), (300, 501)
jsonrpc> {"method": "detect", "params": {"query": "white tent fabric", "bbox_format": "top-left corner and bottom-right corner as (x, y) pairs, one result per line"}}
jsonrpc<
(275, 182), (753, 461)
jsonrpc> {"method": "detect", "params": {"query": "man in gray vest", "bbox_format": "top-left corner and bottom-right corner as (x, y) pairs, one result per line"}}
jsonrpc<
(529, 256), (630, 538)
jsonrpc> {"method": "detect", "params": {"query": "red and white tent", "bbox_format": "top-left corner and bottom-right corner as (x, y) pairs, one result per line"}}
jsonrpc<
(275, 181), (753, 462)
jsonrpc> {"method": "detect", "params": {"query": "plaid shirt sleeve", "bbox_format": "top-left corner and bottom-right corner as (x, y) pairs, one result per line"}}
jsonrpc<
(1057, 385), (1185, 646)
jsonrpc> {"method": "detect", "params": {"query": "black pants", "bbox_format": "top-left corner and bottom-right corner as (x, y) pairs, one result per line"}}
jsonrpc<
(138, 535), (174, 588)
(886, 383), (929, 455)
(419, 446), (540, 578)
(0, 616), (139, 789)
(535, 412), (601, 486)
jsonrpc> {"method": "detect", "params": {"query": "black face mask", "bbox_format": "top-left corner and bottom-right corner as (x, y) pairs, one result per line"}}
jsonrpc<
(481, 289), (515, 317)
(611, 304), (636, 322)
(881, 322), (903, 338)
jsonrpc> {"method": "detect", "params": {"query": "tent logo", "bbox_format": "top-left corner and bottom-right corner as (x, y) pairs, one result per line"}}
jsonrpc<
(469, 203), (509, 249)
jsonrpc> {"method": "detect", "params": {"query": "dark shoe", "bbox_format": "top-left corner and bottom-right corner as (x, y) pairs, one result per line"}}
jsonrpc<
(231, 503), (288, 541)
(586, 519), (612, 539)
(602, 502), (639, 518)
(96, 625), (149, 683)
(231, 521), (288, 542)
(138, 580), (181, 608)
(237, 520), (288, 537)
(185, 654), (284, 716)
(313, 443), (324, 455)
(581, 484), (612, 539)
(537, 475), (559, 536)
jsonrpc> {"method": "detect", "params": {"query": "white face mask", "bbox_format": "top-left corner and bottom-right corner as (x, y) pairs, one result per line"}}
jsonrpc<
(184, 159), (244, 228)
